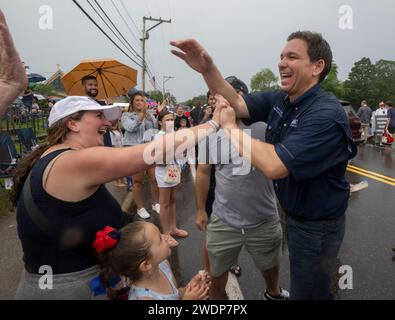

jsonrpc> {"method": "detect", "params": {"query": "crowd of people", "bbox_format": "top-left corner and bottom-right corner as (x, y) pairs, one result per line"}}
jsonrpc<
(357, 100), (394, 145)
(1, 9), (392, 301)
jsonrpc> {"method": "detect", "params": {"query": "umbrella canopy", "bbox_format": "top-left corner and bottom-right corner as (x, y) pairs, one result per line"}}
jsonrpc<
(28, 73), (46, 83)
(61, 58), (138, 100)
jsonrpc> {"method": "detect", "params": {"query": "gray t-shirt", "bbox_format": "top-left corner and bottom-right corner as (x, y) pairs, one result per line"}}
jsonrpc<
(357, 106), (372, 125)
(201, 122), (278, 229)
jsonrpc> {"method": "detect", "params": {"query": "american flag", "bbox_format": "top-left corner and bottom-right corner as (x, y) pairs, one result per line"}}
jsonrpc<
(149, 76), (156, 89)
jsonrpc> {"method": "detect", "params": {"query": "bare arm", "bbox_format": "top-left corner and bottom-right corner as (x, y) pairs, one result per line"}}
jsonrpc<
(0, 10), (28, 115)
(195, 163), (211, 231)
(171, 39), (249, 118)
(46, 120), (221, 201)
(218, 96), (288, 180)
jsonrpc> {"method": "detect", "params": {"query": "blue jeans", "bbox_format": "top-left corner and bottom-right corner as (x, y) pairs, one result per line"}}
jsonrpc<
(286, 214), (346, 300)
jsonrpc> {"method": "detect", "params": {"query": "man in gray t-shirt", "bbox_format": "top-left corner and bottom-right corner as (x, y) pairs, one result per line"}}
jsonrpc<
(195, 118), (288, 300)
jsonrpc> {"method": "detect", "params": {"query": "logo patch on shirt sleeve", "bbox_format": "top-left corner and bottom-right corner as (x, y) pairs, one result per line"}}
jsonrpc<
(290, 119), (299, 128)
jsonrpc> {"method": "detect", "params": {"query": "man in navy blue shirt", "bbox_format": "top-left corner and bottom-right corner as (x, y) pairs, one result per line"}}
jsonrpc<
(171, 31), (357, 299)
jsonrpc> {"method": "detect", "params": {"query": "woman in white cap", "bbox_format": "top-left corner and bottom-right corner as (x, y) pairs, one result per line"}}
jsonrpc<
(12, 95), (222, 299)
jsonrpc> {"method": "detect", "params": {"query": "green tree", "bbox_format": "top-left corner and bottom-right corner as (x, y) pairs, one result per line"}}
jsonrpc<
(148, 90), (177, 106)
(372, 59), (395, 106)
(343, 57), (378, 109)
(31, 83), (57, 96)
(321, 62), (346, 99)
(182, 95), (207, 107)
(148, 90), (164, 103)
(250, 68), (280, 92)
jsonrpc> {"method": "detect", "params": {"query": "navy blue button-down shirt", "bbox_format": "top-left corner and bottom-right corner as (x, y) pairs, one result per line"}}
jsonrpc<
(243, 84), (357, 220)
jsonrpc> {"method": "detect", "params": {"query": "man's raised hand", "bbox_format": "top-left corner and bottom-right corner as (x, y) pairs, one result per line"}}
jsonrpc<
(170, 39), (214, 74)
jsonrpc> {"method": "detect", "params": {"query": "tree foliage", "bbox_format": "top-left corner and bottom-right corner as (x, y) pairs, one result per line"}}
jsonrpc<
(321, 62), (346, 99)
(182, 95), (207, 107)
(250, 68), (280, 92)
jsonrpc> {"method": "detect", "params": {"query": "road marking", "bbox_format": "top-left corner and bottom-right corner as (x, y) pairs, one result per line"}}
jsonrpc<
(347, 166), (395, 187)
(347, 164), (395, 183)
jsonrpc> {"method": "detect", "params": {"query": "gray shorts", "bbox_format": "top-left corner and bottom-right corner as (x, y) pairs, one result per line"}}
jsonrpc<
(206, 215), (283, 278)
(15, 265), (99, 300)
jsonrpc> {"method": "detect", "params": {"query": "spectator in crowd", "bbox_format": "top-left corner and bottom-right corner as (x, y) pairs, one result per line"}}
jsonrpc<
(196, 77), (288, 300)
(155, 110), (188, 240)
(190, 100), (204, 126)
(12, 95), (224, 299)
(385, 102), (395, 134)
(96, 222), (210, 300)
(121, 91), (160, 219)
(373, 101), (388, 146)
(174, 105), (191, 130)
(357, 100), (372, 144)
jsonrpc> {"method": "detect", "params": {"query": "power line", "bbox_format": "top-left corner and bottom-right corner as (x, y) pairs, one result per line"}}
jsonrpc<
(72, 0), (143, 68)
(86, 0), (142, 63)
(92, 0), (142, 60)
(110, 0), (142, 52)
(119, 0), (142, 38)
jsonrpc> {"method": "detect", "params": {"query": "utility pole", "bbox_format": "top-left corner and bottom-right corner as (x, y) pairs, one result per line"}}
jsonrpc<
(162, 75), (175, 98)
(141, 16), (171, 92)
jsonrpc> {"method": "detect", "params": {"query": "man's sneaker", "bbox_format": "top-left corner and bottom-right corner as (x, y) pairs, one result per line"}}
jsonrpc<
(264, 288), (290, 300)
(137, 208), (150, 219)
(152, 203), (160, 214)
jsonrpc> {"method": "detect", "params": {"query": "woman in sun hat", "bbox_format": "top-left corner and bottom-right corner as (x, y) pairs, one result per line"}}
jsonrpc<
(12, 95), (223, 299)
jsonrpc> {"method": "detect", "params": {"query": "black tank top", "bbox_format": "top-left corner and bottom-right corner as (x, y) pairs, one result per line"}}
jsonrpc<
(17, 149), (127, 274)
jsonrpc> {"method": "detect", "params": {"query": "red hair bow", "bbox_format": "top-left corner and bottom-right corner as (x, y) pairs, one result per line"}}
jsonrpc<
(93, 226), (120, 253)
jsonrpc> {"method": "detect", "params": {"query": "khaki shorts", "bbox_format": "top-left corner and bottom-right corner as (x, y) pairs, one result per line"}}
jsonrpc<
(206, 215), (283, 278)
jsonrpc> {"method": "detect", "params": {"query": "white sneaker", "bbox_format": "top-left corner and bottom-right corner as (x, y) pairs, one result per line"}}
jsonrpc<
(137, 208), (150, 219)
(152, 203), (160, 214)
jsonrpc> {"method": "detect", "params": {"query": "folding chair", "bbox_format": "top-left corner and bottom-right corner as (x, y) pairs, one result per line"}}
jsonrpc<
(15, 128), (39, 154)
(0, 131), (19, 189)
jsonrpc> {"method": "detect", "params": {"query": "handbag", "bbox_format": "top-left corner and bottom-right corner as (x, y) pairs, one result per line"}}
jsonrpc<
(381, 130), (394, 144)
(164, 164), (181, 184)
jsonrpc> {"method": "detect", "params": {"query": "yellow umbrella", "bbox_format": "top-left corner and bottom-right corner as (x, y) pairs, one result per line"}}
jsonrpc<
(61, 58), (138, 99)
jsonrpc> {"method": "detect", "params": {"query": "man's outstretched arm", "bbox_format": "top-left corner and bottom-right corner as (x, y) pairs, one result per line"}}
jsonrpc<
(170, 39), (250, 119)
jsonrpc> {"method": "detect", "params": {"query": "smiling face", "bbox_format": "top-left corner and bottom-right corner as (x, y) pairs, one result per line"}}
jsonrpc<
(159, 113), (175, 132)
(144, 223), (172, 265)
(278, 39), (324, 102)
(130, 94), (146, 112)
(68, 110), (111, 147)
(83, 79), (99, 98)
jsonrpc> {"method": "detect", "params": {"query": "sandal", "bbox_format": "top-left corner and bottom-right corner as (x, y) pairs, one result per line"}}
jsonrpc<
(229, 265), (241, 277)
(170, 228), (189, 238)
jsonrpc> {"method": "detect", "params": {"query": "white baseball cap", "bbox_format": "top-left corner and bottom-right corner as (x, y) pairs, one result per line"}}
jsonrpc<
(48, 96), (121, 127)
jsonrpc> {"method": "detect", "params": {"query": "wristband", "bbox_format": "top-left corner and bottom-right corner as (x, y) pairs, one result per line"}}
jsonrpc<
(208, 119), (220, 132)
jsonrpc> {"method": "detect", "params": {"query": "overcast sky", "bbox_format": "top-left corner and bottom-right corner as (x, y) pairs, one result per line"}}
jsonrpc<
(2, 0), (395, 102)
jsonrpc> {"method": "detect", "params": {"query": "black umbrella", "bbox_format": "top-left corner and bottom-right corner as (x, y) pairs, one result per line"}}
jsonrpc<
(28, 73), (46, 83)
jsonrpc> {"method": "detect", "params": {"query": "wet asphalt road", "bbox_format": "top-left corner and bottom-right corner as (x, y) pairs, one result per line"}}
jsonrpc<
(0, 143), (393, 300)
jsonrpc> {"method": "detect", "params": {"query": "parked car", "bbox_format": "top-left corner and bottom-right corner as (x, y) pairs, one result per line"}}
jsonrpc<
(340, 100), (362, 142)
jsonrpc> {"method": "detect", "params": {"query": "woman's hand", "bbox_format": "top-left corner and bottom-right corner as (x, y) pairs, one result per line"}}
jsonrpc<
(214, 94), (237, 130)
(0, 10), (28, 115)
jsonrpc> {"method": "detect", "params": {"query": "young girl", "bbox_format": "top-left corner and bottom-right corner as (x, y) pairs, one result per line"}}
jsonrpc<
(155, 110), (188, 238)
(95, 222), (210, 300)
